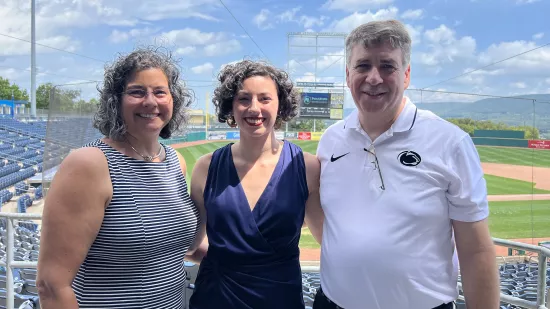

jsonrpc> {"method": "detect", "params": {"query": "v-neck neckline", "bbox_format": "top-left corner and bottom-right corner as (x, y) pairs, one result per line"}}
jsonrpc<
(229, 140), (287, 216)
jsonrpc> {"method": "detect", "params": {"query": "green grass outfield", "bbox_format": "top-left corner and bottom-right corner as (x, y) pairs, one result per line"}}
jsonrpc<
(176, 140), (550, 248)
(177, 140), (550, 195)
(298, 200), (550, 248)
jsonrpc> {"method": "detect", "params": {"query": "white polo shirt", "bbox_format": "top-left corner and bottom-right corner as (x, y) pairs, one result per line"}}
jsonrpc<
(317, 97), (489, 309)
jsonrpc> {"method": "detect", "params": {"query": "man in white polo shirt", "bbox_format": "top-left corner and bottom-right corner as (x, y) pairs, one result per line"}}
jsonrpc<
(314, 19), (500, 309)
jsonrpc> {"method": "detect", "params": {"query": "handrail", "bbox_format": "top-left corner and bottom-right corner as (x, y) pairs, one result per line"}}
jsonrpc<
(302, 238), (549, 309)
(0, 213), (41, 309)
(0, 212), (548, 309)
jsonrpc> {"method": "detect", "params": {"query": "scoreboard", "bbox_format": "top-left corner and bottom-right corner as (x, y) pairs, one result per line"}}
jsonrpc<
(296, 82), (344, 120)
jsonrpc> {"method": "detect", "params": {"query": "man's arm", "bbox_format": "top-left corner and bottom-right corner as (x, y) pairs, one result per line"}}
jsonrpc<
(453, 218), (500, 308)
(445, 134), (500, 308)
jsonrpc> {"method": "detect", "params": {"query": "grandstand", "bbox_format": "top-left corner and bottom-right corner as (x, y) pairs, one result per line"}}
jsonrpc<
(0, 114), (548, 308)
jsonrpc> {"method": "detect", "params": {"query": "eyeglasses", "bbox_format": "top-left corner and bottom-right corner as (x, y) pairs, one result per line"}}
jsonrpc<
(364, 147), (385, 190)
(123, 88), (171, 103)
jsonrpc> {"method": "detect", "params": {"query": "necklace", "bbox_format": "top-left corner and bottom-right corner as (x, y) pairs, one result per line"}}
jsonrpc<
(125, 139), (163, 162)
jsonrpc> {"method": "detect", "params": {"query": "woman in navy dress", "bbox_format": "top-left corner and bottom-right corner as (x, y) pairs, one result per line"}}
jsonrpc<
(187, 60), (325, 309)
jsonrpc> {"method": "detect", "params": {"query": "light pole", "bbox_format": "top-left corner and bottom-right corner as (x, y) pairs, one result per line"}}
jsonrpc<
(30, 0), (37, 117)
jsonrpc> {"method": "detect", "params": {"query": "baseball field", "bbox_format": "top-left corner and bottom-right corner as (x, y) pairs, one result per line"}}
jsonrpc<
(175, 140), (550, 259)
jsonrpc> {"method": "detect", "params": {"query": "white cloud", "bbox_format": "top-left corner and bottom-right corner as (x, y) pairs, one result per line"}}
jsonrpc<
(321, 0), (394, 12)
(191, 62), (214, 75)
(203, 40), (241, 57)
(511, 82), (527, 89)
(157, 28), (241, 57)
(109, 27), (161, 44)
(546, 78), (550, 85)
(277, 7), (329, 29)
(516, 0), (540, 4)
(219, 60), (242, 71)
(401, 9), (424, 20)
(532, 32), (544, 40)
(417, 24), (476, 67)
(295, 72), (316, 82)
(175, 46), (197, 56)
(254, 9), (274, 30)
(0, 66), (28, 82)
(0, 0), (220, 57)
(407, 24), (424, 46)
(478, 40), (550, 73)
(288, 50), (346, 78)
(405, 85), (493, 103)
(0, 1), (81, 56)
(323, 7), (399, 32)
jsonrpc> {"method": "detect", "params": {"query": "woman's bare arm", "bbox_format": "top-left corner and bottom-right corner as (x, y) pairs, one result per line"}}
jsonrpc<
(37, 147), (112, 309)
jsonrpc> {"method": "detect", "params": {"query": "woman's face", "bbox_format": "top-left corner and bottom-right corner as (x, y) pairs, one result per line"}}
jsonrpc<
(232, 75), (279, 138)
(121, 68), (173, 139)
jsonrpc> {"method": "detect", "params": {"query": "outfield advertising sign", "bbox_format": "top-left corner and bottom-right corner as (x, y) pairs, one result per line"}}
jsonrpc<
(275, 131), (285, 139)
(298, 132), (311, 140)
(208, 132), (226, 140)
(311, 132), (323, 141)
(285, 132), (298, 139)
(528, 140), (550, 149)
(226, 131), (240, 139)
(296, 82), (334, 88)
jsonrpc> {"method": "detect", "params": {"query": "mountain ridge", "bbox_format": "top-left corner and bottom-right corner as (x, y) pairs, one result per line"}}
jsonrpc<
(342, 94), (550, 133)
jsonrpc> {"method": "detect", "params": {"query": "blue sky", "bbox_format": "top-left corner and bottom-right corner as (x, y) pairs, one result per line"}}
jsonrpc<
(0, 0), (549, 112)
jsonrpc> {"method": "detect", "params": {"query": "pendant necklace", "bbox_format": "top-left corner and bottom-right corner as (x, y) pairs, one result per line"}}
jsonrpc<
(126, 138), (163, 162)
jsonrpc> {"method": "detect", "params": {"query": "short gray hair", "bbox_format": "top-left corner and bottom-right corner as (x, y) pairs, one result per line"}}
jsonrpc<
(345, 19), (412, 67)
(93, 45), (193, 140)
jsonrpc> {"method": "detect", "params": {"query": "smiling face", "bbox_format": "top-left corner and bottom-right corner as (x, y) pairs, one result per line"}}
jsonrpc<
(232, 75), (279, 138)
(346, 42), (411, 115)
(122, 68), (173, 138)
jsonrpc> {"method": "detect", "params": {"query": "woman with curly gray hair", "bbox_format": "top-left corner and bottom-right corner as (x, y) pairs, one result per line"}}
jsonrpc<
(187, 60), (324, 309)
(37, 46), (204, 309)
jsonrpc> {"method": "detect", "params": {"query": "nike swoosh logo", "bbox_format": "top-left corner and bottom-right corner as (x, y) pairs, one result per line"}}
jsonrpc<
(330, 152), (350, 162)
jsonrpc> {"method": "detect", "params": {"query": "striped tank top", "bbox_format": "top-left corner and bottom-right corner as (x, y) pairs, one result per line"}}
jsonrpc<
(72, 139), (199, 308)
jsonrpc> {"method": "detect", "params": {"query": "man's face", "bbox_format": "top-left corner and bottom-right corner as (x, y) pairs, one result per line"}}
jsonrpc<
(346, 42), (411, 115)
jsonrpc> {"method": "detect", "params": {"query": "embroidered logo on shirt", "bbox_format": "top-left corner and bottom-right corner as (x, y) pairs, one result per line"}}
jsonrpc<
(330, 152), (349, 162)
(397, 151), (421, 167)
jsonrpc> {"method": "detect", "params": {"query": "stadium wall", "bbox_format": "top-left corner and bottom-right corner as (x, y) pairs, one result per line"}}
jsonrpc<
(471, 129), (550, 149)
(162, 129), (550, 150)
(472, 137), (529, 148)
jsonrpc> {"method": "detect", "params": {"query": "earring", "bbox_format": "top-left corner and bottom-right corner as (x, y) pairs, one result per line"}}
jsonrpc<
(227, 115), (237, 128)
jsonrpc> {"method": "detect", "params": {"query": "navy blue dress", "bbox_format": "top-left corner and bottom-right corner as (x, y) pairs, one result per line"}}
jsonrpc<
(189, 140), (309, 309)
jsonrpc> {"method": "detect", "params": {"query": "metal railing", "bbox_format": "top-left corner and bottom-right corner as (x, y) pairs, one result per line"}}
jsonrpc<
(0, 212), (548, 309)
(303, 238), (550, 309)
(456, 238), (550, 309)
(0, 212), (42, 309)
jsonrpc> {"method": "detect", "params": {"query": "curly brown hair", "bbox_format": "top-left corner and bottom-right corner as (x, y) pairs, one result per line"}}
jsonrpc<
(212, 60), (300, 130)
(93, 45), (193, 140)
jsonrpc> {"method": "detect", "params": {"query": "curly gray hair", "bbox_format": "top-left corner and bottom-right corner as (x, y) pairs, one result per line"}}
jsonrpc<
(212, 60), (300, 130)
(93, 46), (193, 140)
(346, 19), (412, 67)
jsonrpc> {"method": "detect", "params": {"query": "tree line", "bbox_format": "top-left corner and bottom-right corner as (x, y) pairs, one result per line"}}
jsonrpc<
(447, 118), (539, 139)
(1, 76), (98, 114)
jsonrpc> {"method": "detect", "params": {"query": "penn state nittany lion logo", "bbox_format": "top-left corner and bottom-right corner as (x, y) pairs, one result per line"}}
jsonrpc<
(397, 151), (421, 167)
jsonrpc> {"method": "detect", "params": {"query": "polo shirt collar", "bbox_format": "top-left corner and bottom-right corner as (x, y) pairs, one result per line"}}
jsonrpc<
(344, 96), (418, 133)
